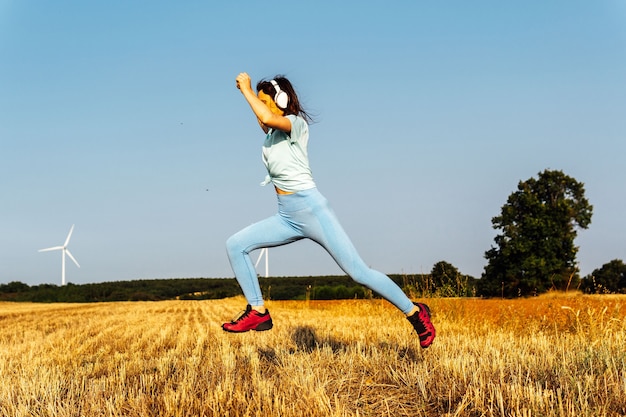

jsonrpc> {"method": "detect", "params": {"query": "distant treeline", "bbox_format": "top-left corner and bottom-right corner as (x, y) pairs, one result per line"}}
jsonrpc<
(0, 274), (475, 303)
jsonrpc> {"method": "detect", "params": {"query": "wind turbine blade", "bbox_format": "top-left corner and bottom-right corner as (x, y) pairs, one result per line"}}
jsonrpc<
(64, 224), (75, 247)
(65, 249), (80, 268)
(39, 246), (63, 252)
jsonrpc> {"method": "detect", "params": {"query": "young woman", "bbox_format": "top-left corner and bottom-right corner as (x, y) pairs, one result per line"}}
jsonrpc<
(223, 72), (436, 348)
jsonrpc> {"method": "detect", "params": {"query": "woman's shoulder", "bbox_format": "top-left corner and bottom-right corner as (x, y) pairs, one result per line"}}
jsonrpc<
(285, 113), (306, 123)
(287, 114), (308, 130)
(285, 114), (308, 141)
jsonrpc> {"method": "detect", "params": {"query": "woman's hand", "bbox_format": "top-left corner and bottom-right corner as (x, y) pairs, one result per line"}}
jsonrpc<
(236, 71), (291, 134)
(236, 72), (253, 93)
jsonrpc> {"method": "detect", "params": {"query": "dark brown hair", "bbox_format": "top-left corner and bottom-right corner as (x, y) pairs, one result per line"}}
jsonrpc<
(257, 76), (314, 124)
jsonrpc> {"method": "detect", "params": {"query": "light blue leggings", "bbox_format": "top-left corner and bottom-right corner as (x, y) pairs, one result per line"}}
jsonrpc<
(226, 188), (415, 315)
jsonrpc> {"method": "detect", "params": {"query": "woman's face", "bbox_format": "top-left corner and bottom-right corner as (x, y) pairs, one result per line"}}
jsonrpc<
(258, 90), (284, 116)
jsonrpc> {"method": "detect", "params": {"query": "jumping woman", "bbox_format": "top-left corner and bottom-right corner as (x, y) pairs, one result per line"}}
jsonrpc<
(222, 72), (436, 348)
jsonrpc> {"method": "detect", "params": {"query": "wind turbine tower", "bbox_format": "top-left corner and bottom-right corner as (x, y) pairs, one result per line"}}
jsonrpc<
(39, 224), (80, 285)
(255, 248), (269, 278)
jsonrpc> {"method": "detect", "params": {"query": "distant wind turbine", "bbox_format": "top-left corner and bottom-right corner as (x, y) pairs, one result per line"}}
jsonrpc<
(39, 225), (80, 285)
(255, 248), (269, 278)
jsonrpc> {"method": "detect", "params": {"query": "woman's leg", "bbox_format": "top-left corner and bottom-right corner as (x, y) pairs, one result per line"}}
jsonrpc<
(226, 214), (302, 306)
(295, 189), (415, 315)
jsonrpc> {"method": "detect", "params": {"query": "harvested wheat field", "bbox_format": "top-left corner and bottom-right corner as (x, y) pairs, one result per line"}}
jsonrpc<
(0, 295), (625, 417)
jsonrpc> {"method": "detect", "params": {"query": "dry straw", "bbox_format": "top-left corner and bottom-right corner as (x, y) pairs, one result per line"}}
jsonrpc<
(0, 295), (624, 416)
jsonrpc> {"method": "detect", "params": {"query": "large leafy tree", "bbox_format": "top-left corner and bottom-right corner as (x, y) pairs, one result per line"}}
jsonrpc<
(479, 169), (592, 297)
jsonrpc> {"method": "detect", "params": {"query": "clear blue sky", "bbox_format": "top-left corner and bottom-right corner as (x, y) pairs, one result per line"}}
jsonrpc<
(2, 1), (625, 286)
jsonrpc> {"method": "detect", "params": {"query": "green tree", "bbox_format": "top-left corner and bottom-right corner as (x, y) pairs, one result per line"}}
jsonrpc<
(480, 169), (592, 297)
(0, 281), (30, 293)
(581, 259), (626, 294)
(430, 261), (474, 297)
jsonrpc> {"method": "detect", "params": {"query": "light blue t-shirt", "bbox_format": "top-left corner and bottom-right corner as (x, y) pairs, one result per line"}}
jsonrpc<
(261, 114), (316, 192)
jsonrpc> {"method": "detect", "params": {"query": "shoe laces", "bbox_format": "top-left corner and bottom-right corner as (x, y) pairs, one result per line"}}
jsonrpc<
(409, 306), (431, 334)
(230, 306), (253, 323)
(410, 313), (427, 334)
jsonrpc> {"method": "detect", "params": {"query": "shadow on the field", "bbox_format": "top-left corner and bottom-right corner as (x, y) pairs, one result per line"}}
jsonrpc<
(256, 326), (421, 367)
(286, 325), (421, 360)
(291, 325), (324, 352)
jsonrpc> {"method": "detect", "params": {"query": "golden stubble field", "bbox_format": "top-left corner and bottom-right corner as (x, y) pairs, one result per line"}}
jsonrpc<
(0, 295), (624, 417)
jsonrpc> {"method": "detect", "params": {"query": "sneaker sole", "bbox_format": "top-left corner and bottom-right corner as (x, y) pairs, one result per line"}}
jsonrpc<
(254, 320), (273, 331)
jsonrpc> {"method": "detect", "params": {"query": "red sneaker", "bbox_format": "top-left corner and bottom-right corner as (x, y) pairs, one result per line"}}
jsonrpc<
(407, 302), (436, 348)
(222, 305), (273, 333)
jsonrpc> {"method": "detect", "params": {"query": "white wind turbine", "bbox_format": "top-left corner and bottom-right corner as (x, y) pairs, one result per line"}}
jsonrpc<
(39, 224), (80, 285)
(255, 248), (269, 278)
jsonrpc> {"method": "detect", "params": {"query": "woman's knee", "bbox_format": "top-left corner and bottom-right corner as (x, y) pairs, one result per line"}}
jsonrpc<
(342, 261), (374, 286)
(348, 264), (390, 288)
(226, 234), (245, 257)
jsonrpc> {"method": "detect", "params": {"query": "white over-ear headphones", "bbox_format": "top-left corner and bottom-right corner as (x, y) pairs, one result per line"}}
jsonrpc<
(270, 79), (289, 109)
